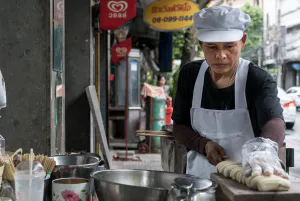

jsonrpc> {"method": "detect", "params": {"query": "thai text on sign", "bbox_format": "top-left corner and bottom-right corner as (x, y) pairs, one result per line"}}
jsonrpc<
(100, 0), (136, 30)
(144, 0), (199, 31)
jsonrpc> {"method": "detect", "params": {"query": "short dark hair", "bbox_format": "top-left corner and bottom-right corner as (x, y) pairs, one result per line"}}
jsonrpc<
(157, 75), (165, 82)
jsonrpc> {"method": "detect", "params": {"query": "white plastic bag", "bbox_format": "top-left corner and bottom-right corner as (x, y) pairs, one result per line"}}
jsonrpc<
(0, 70), (6, 109)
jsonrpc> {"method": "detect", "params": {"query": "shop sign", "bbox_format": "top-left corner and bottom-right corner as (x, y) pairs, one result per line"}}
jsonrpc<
(100, 0), (136, 30)
(292, 63), (300, 70)
(112, 37), (132, 64)
(144, 0), (199, 31)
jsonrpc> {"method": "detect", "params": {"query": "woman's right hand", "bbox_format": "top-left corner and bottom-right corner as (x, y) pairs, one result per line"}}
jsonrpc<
(205, 141), (229, 166)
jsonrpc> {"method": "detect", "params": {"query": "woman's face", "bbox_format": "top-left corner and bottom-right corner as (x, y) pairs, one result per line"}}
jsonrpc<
(158, 77), (166, 86)
(200, 34), (246, 75)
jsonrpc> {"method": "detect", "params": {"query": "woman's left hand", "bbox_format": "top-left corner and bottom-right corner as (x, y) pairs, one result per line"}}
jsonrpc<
(243, 150), (288, 179)
(242, 137), (289, 179)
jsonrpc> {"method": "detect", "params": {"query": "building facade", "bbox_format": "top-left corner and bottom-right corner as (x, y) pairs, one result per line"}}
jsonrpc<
(263, 0), (300, 89)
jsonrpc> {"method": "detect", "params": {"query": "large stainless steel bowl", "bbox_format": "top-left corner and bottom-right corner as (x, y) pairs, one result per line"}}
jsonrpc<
(51, 154), (101, 179)
(91, 169), (197, 201)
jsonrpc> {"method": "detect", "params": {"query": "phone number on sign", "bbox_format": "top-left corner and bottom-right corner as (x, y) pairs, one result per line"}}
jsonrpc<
(152, 15), (193, 23)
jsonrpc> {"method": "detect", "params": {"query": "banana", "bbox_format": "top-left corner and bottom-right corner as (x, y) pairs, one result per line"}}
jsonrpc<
(257, 175), (291, 192)
(237, 171), (243, 183)
(216, 160), (236, 174)
(242, 175), (247, 185)
(249, 175), (264, 190)
(230, 166), (243, 180)
(218, 160), (239, 174)
(245, 175), (256, 188)
(217, 160), (291, 192)
(224, 164), (240, 177)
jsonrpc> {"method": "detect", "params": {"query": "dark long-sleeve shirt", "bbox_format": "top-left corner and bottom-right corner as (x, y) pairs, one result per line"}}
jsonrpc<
(172, 60), (285, 155)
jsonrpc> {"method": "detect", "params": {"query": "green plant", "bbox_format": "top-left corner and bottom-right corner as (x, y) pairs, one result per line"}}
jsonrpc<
(240, 3), (263, 59)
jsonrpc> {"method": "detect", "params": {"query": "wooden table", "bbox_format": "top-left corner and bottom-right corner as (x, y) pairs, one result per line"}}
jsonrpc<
(211, 173), (300, 201)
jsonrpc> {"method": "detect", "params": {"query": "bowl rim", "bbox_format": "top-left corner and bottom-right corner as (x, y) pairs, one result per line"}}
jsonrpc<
(50, 154), (100, 168)
(91, 169), (198, 191)
(52, 177), (90, 184)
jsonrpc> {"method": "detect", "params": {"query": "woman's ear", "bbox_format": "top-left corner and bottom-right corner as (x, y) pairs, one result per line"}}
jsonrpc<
(241, 33), (247, 49)
(199, 41), (203, 49)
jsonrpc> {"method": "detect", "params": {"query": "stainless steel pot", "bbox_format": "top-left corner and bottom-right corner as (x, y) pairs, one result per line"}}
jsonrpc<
(91, 169), (200, 201)
(166, 177), (218, 201)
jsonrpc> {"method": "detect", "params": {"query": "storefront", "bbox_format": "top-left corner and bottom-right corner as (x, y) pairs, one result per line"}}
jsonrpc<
(282, 62), (300, 90)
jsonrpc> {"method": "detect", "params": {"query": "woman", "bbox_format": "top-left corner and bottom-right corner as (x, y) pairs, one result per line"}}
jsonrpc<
(172, 6), (287, 179)
(157, 75), (172, 101)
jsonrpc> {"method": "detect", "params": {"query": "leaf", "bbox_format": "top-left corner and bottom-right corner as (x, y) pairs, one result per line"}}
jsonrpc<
(78, 199), (83, 201)
(81, 189), (86, 192)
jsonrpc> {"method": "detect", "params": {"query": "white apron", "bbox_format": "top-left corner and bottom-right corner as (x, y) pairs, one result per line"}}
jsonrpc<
(187, 58), (255, 179)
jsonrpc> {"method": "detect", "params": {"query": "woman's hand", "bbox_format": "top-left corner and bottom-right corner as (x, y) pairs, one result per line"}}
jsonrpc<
(242, 137), (289, 179)
(205, 141), (229, 166)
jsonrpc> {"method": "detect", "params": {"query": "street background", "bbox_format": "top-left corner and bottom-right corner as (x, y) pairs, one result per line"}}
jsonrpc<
(285, 111), (300, 181)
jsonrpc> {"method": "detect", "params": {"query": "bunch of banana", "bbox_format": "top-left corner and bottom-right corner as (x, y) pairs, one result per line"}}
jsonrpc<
(216, 160), (291, 192)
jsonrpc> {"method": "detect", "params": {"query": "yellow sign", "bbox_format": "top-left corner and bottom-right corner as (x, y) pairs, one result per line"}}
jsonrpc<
(144, 0), (199, 31)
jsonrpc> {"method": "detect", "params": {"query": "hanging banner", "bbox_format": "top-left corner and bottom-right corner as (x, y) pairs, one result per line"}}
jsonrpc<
(144, 0), (199, 31)
(112, 37), (132, 64)
(100, 0), (136, 30)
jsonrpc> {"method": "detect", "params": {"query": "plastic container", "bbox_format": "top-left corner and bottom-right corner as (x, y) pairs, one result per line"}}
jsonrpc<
(0, 135), (5, 156)
(165, 101), (173, 125)
(14, 161), (46, 201)
(146, 97), (166, 153)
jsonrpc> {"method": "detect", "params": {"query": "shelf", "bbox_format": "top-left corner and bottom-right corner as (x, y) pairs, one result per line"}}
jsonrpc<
(109, 106), (125, 111)
(109, 138), (138, 148)
(109, 116), (125, 120)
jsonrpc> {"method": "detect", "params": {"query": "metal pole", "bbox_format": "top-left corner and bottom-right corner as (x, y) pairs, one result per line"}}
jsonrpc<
(95, 32), (101, 155)
(276, 7), (282, 87)
(125, 56), (129, 160)
(90, 2), (95, 153)
(149, 98), (152, 153)
(258, 37), (262, 67)
(107, 31), (111, 146)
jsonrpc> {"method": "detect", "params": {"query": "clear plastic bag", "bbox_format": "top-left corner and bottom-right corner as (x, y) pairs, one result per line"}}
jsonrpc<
(0, 180), (16, 201)
(242, 137), (287, 178)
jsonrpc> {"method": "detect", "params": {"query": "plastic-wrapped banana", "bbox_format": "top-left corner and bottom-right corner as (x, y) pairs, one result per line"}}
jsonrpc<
(216, 160), (291, 192)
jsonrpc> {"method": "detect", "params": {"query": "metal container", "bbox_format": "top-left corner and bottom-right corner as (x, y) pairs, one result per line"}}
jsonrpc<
(91, 169), (199, 201)
(166, 177), (218, 201)
(51, 154), (101, 179)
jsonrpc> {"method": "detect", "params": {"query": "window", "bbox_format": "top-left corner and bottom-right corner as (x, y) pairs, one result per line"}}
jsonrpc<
(278, 88), (287, 96)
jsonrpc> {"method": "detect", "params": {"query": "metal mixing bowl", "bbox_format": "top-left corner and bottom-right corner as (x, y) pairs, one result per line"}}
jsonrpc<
(91, 169), (197, 201)
(51, 154), (101, 179)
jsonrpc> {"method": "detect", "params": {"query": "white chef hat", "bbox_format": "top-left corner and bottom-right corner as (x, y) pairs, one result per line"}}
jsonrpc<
(193, 6), (251, 42)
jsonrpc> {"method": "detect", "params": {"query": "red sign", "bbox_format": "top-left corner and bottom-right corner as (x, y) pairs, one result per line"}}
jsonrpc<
(112, 37), (132, 64)
(100, 0), (137, 30)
